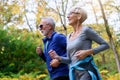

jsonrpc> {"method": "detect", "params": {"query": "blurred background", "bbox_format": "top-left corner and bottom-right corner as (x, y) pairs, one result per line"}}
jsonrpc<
(0, 0), (120, 80)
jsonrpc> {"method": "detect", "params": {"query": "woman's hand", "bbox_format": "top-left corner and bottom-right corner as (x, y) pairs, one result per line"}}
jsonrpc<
(75, 49), (93, 60)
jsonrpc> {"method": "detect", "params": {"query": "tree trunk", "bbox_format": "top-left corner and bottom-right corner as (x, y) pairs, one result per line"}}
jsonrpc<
(25, 14), (33, 32)
(98, 0), (120, 73)
(54, 0), (68, 35)
(90, 3), (99, 26)
(100, 53), (106, 64)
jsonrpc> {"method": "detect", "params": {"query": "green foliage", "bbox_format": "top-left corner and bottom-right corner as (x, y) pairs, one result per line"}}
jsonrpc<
(0, 28), (47, 78)
(0, 0), (24, 29)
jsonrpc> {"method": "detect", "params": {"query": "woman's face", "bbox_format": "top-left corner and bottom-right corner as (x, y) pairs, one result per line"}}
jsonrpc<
(67, 11), (80, 26)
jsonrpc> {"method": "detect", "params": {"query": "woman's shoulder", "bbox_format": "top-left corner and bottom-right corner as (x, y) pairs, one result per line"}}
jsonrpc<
(83, 26), (92, 31)
(82, 26), (95, 34)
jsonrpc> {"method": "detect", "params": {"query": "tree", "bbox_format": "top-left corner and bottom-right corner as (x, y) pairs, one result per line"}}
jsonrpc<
(0, 0), (23, 29)
(98, 0), (120, 73)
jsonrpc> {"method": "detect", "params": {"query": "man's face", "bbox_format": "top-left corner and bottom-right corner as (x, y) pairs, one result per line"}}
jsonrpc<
(38, 19), (50, 36)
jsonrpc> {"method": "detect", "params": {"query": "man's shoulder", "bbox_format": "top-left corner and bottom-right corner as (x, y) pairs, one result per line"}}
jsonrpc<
(53, 32), (66, 38)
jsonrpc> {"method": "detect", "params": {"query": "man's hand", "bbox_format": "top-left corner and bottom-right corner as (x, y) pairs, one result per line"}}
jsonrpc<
(50, 59), (60, 67)
(36, 46), (43, 56)
(48, 50), (61, 61)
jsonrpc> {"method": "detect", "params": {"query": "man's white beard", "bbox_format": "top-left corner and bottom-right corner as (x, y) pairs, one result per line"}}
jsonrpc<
(41, 30), (49, 37)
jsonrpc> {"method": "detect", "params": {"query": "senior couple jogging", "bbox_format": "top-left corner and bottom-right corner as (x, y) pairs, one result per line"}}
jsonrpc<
(36, 6), (109, 80)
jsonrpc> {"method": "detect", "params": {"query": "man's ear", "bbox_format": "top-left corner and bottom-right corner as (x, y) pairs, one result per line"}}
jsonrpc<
(48, 25), (53, 30)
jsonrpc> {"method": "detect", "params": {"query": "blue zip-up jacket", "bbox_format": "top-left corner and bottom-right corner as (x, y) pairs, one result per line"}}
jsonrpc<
(40, 32), (69, 80)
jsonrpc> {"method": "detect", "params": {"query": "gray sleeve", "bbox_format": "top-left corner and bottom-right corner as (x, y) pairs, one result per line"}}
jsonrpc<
(60, 51), (71, 64)
(60, 56), (71, 64)
(86, 27), (109, 54)
(60, 34), (71, 64)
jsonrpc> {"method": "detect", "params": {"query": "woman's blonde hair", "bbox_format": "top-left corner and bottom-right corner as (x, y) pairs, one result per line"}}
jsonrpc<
(70, 6), (87, 23)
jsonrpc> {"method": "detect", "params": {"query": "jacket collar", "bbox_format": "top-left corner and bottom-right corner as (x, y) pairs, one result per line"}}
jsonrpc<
(42, 31), (56, 42)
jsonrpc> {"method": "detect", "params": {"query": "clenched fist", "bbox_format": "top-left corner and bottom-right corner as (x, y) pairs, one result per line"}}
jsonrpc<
(50, 59), (60, 67)
(36, 46), (43, 56)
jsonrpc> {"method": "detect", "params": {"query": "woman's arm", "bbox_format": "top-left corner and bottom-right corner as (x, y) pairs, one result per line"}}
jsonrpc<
(86, 27), (109, 55)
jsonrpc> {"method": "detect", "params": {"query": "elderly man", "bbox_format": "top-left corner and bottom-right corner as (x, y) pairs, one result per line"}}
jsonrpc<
(36, 17), (69, 80)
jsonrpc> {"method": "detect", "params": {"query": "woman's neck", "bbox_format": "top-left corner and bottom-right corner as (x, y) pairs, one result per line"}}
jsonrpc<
(72, 23), (82, 32)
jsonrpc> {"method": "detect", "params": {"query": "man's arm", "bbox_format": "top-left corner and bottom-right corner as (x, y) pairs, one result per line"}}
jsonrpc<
(36, 46), (46, 61)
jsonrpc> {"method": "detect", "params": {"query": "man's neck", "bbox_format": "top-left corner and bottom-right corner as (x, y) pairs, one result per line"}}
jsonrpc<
(46, 30), (54, 38)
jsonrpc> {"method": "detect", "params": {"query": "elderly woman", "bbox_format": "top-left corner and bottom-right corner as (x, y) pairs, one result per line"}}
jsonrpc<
(49, 6), (109, 80)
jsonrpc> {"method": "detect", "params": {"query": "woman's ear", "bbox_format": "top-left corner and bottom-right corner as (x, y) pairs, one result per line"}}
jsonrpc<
(78, 15), (81, 20)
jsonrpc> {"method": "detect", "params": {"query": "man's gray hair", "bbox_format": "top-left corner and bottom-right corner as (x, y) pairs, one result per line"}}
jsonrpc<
(41, 17), (55, 29)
